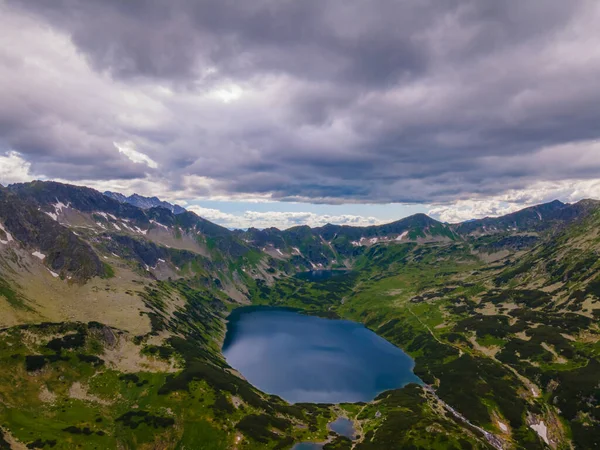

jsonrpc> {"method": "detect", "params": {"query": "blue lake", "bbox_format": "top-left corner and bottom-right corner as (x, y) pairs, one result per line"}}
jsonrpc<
(222, 307), (421, 404)
(329, 417), (355, 438)
(291, 444), (323, 450)
(294, 270), (350, 281)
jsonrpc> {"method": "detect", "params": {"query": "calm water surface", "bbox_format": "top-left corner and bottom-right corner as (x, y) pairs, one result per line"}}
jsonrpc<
(329, 417), (355, 438)
(294, 269), (349, 281)
(222, 307), (421, 404)
(291, 444), (323, 450)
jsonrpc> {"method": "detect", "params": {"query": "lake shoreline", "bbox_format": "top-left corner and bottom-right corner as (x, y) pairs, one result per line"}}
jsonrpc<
(222, 306), (422, 404)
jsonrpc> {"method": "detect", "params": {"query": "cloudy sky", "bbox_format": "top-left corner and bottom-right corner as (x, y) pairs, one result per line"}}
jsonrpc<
(1, 0), (600, 229)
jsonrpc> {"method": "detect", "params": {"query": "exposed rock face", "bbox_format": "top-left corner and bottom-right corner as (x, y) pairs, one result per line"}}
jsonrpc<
(104, 191), (186, 214)
(0, 187), (104, 281)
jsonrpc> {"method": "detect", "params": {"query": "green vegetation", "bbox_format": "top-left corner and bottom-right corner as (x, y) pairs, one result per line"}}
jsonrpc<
(2, 182), (599, 449)
(101, 262), (115, 279)
(0, 276), (28, 309)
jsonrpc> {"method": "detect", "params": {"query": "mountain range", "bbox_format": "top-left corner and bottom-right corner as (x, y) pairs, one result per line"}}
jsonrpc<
(0, 181), (599, 449)
(103, 191), (187, 215)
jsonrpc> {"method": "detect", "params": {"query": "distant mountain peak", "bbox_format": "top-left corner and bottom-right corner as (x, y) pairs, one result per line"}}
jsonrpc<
(104, 191), (186, 214)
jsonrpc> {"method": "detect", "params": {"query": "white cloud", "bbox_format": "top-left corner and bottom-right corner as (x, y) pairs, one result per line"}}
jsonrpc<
(114, 142), (158, 169)
(208, 84), (244, 103)
(429, 178), (600, 223)
(428, 200), (523, 223)
(0, 151), (38, 185)
(187, 205), (384, 229)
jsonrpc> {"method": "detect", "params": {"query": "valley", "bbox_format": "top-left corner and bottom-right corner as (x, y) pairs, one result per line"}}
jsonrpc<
(0, 181), (599, 449)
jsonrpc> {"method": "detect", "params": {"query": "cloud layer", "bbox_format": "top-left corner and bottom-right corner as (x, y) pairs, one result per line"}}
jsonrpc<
(1, 0), (600, 210)
(187, 206), (384, 230)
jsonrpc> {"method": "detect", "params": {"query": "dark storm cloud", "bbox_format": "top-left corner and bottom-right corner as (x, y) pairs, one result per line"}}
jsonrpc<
(2, 0), (600, 202)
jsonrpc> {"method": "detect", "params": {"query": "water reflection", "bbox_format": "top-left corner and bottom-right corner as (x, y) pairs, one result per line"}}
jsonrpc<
(329, 417), (355, 438)
(223, 307), (421, 404)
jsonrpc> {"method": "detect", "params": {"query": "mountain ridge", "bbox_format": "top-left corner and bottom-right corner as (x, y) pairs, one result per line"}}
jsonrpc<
(104, 190), (186, 214)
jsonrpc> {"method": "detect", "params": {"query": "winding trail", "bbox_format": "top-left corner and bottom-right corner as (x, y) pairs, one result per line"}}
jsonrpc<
(406, 305), (506, 449)
(424, 385), (505, 450)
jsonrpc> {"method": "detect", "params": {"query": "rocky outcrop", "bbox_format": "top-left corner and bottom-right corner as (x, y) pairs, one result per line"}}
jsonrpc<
(0, 187), (104, 281)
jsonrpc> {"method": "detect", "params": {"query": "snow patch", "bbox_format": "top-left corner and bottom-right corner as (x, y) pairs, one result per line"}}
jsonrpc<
(529, 421), (549, 445)
(134, 226), (147, 235)
(53, 201), (68, 216)
(32, 251), (46, 260)
(48, 269), (59, 278)
(0, 223), (14, 244)
(292, 247), (302, 255)
(54, 201), (68, 211)
(276, 248), (284, 256)
(112, 223), (121, 231)
(150, 220), (169, 230)
(497, 421), (508, 432)
(396, 231), (409, 241)
(42, 201), (70, 222)
(44, 211), (58, 221)
(95, 211), (117, 221)
(369, 237), (378, 244)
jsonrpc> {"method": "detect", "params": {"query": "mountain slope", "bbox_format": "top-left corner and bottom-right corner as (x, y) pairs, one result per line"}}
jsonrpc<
(0, 187), (105, 281)
(237, 213), (457, 270)
(453, 199), (599, 236)
(8, 181), (257, 265)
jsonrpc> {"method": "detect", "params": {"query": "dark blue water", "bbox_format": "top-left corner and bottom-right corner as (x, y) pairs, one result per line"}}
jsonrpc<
(329, 418), (355, 438)
(292, 444), (322, 450)
(222, 307), (421, 404)
(294, 270), (349, 281)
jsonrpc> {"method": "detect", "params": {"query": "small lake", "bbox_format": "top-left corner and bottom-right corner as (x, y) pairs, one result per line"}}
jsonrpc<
(222, 307), (421, 404)
(294, 269), (350, 282)
(329, 417), (355, 438)
(292, 444), (323, 450)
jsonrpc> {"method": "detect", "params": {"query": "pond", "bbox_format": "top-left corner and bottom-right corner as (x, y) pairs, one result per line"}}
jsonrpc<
(291, 443), (323, 450)
(290, 418), (354, 449)
(222, 307), (421, 404)
(328, 417), (355, 438)
(294, 269), (350, 282)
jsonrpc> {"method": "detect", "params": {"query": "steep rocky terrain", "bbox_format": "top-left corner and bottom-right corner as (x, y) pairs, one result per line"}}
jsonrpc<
(104, 191), (186, 215)
(0, 181), (598, 449)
